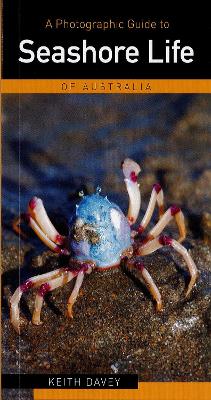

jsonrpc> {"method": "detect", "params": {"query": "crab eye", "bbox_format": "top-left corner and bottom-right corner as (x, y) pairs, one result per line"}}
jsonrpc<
(110, 208), (121, 232)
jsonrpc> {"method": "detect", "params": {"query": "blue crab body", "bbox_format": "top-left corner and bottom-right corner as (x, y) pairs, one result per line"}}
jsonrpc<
(70, 193), (132, 267)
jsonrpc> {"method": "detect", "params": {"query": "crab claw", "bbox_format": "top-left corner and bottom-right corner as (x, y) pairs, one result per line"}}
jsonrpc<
(185, 272), (199, 298)
(10, 305), (27, 334)
(122, 158), (141, 225)
(10, 285), (24, 334)
(10, 307), (20, 334)
(156, 300), (163, 312)
(67, 304), (74, 319)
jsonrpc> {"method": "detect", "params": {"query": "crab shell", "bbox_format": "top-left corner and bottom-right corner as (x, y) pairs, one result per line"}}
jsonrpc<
(70, 193), (132, 268)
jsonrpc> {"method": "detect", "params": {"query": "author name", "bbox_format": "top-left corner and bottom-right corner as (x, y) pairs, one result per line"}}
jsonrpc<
(48, 376), (121, 388)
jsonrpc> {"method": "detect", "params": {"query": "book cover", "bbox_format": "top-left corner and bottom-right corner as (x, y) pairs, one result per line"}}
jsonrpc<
(1, 2), (211, 400)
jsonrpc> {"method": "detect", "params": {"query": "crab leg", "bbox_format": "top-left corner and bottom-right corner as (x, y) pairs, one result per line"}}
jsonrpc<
(19, 213), (70, 255)
(143, 205), (186, 243)
(28, 197), (65, 245)
(122, 158), (141, 225)
(67, 271), (85, 318)
(32, 270), (76, 325)
(10, 268), (68, 333)
(138, 235), (198, 296)
(137, 184), (164, 234)
(124, 259), (162, 311)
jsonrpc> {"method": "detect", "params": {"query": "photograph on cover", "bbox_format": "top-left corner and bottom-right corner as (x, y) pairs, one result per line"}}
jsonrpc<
(2, 94), (211, 381)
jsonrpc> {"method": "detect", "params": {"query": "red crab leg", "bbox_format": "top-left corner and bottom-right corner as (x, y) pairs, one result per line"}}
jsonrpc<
(32, 270), (76, 325)
(28, 197), (66, 245)
(124, 259), (162, 311)
(138, 235), (198, 296)
(66, 260), (95, 318)
(142, 205), (186, 244)
(122, 158), (141, 225)
(22, 213), (70, 255)
(67, 271), (85, 318)
(137, 183), (164, 234)
(10, 268), (67, 333)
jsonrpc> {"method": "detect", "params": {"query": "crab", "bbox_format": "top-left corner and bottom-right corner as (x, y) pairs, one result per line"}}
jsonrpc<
(10, 158), (198, 333)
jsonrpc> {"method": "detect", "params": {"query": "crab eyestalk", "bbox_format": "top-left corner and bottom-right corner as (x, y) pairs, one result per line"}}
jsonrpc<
(122, 158), (141, 225)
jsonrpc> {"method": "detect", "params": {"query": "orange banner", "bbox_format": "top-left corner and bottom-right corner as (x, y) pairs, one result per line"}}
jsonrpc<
(34, 382), (211, 400)
(1, 79), (211, 93)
